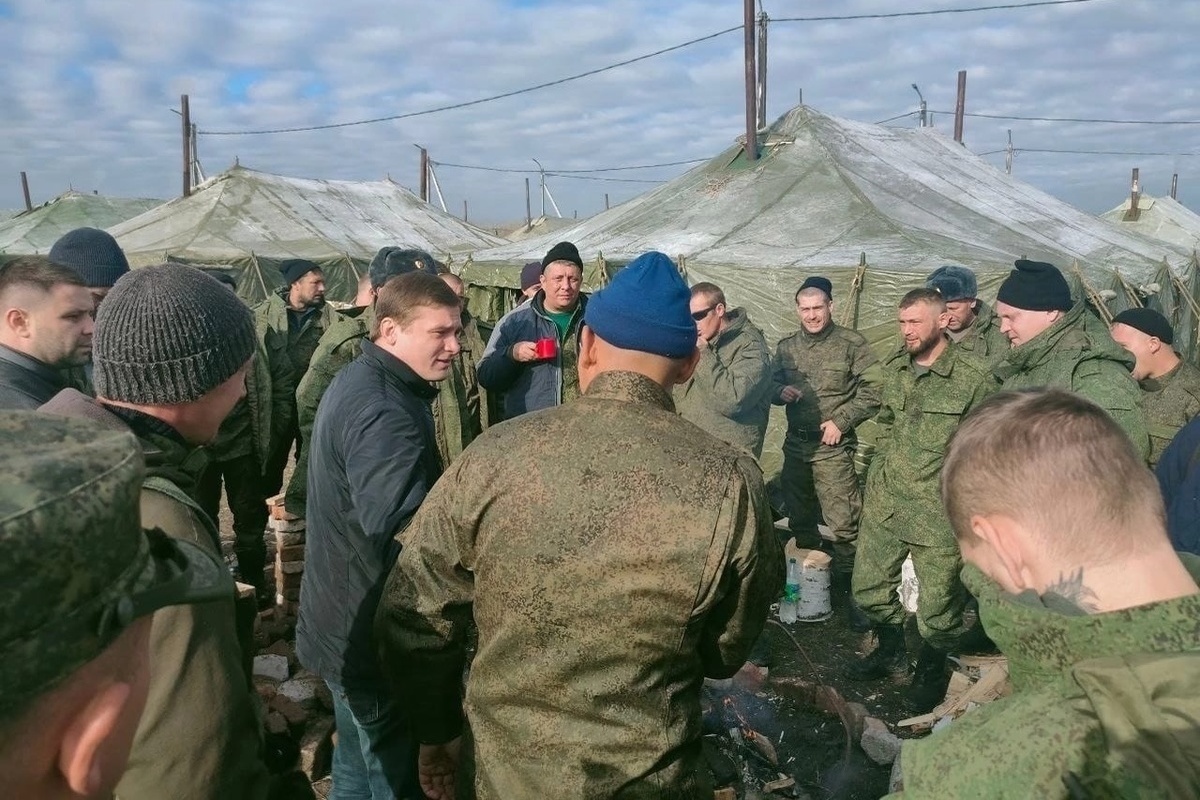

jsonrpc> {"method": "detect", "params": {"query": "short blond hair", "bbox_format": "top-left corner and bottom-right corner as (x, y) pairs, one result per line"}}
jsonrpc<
(941, 389), (1164, 562)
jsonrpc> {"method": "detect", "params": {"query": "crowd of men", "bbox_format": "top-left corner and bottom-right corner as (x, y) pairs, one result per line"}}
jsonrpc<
(0, 228), (1197, 799)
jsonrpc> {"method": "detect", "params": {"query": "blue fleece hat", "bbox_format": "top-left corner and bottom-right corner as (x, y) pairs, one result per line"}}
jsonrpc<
(926, 265), (978, 302)
(583, 251), (696, 359)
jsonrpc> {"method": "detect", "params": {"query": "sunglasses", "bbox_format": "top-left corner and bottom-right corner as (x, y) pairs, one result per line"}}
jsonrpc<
(691, 305), (718, 321)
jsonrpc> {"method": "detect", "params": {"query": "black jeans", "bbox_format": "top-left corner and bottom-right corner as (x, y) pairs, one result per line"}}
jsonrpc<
(197, 453), (270, 590)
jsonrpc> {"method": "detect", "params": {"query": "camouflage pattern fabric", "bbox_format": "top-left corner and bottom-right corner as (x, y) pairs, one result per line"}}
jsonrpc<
(951, 300), (1009, 364)
(993, 302), (1150, 460)
(375, 370), (784, 799)
(852, 342), (998, 648)
(433, 312), (486, 466)
(675, 308), (773, 458)
(252, 288), (338, 378)
(1140, 360), (1200, 468)
(890, 558), (1200, 799)
(771, 322), (883, 562)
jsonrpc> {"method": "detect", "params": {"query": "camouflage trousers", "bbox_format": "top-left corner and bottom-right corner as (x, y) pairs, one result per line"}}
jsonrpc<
(851, 514), (968, 652)
(197, 453), (269, 591)
(779, 437), (861, 572)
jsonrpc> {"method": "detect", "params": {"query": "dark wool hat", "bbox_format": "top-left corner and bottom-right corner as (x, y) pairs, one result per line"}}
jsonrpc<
(796, 276), (833, 300)
(584, 251), (696, 359)
(926, 265), (978, 302)
(48, 227), (130, 288)
(996, 259), (1072, 312)
(520, 261), (543, 291)
(280, 259), (320, 285)
(211, 271), (238, 291)
(370, 248), (438, 288)
(542, 241), (583, 271)
(94, 265), (257, 405)
(1112, 307), (1174, 345)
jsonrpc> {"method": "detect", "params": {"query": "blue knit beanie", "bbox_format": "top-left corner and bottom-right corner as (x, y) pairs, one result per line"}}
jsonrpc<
(48, 227), (130, 288)
(584, 251), (696, 359)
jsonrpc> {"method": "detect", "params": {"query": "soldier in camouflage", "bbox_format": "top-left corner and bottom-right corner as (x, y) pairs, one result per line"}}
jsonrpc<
(375, 251), (783, 800)
(1109, 307), (1200, 467)
(992, 259), (1150, 460)
(436, 272), (487, 465)
(889, 389), (1200, 799)
(0, 411), (230, 799)
(849, 289), (998, 712)
(925, 265), (1008, 362)
(675, 281), (773, 457)
(771, 276), (883, 583)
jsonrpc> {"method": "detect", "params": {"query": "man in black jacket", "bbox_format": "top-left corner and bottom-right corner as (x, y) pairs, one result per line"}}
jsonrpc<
(295, 271), (462, 799)
(0, 256), (94, 409)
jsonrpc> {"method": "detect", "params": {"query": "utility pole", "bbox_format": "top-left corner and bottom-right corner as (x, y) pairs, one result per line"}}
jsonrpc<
(604, 193), (610, 210)
(743, 0), (758, 160)
(19, 171), (32, 212)
(1171, 173), (1179, 200)
(525, 177), (532, 227)
(911, 84), (926, 128)
(1005, 129), (1014, 175)
(181, 94), (192, 197)
(463, 200), (468, 222)
(756, 11), (768, 130)
(415, 146), (429, 202)
(953, 70), (967, 144)
(1123, 167), (1141, 222)
(533, 158), (546, 217)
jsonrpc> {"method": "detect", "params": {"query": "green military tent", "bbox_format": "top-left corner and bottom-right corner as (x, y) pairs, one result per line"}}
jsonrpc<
(109, 164), (506, 304)
(1101, 193), (1200, 254)
(0, 190), (162, 256)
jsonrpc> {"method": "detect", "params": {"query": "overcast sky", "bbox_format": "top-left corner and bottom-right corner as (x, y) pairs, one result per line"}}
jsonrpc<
(0, 0), (1195, 226)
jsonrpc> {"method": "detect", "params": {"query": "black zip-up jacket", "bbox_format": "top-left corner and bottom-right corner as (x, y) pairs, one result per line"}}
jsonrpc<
(296, 338), (442, 689)
(0, 344), (65, 409)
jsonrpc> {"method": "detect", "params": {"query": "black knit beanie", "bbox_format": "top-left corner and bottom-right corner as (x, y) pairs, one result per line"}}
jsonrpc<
(996, 259), (1072, 312)
(542, 241), (583, 271)
(48, 227), (130, 288)
(280, 259), (320, 286)
(1112, 307), (1174, 345)
(796, 276), (833, 301)
(93, 265), (256, 404)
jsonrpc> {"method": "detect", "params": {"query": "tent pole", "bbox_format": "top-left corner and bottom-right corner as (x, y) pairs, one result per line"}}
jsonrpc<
(19, 171), (32, 211)
(756, 11), (768, 130)
(181, 94), (192, 197)
(743, 0), (757, 160)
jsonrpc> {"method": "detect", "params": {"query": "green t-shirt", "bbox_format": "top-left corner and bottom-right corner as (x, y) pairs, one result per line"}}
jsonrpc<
(545, 308), (575, 341)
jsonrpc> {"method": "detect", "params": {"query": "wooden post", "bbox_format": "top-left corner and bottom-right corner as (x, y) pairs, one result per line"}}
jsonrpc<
(463, 200), (468, 222)
(181, 94), (192, 197)
(604, 193), (610, 210)
(1123, 167), (1141, 222)
(953, 70), (967, 144)
(417, 146), (428, 202)
(1171, 173), (1179, 200)
(19, 171), (32, 211)
(743, 0), (757, 161)
(756, 11), (768, 130)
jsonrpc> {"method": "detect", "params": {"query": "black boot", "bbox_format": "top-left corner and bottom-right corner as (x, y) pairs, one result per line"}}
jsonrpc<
(906, 642), (950, 713)
(830, 569), (872, 633)
(846, 624), (908, 681)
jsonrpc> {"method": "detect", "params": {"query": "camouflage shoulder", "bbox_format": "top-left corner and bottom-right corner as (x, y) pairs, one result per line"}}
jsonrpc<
(832, 324), (871, 347)
(948, 345), (994, 380)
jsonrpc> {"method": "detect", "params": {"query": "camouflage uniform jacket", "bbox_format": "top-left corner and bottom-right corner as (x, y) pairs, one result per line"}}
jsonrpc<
(1141, 359), (1200, 468)
(209, 323), (296, 466)
(39, 390), (273, 800)
(284, 306), (485, 514)
(375, 370), (784, 799)
(252, 288), (337, 378)
(675, 308), (773, 457)
(951, 300), (1009, 363)
(891, 558), (1200, 799)
(993, 303), (1150, 460)
(770, 322), (884, 439)
(865, 342), (998, 546)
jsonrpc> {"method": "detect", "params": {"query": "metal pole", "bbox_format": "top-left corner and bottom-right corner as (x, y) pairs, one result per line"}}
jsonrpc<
(1171, 173), (1179, 200)
(911, 84), (926, 128)
(953, 70), (967, 143)
(463, 200), (468, 223)
(416, 146), (428, 202)
(181, 94), (191, 197)
(428, 161), (448, 213)
(1005, 129), (1014, 175)
(1124, 167), (1141, 221)
(19, 171), (32, 211)
(604, 193), (610, 210)
(743, 0), (758, 160)
(544, 181), (562, 218)
(756, 11), (768, 130)
(533, 158), (546, 217)
(525, 177), (532, 226)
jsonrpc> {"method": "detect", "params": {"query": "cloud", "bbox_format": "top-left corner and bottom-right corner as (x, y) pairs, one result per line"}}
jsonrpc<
(0, 0), (1195, 226)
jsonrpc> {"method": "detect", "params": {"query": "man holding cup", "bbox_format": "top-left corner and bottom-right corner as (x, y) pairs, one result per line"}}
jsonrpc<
(478, 241), (589, 421)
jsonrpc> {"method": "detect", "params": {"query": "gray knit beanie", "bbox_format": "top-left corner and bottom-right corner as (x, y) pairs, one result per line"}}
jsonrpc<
(93, 264), (256, 404)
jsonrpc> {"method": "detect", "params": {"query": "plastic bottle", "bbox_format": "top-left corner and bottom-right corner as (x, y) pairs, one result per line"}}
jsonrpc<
(779, 558), (800, 624)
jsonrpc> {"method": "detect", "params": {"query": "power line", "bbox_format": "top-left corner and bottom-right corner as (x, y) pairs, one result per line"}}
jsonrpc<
(773, 0), (1103, 22)
(874, 111), (919, 125)
(199, 27), (740, 136)
(432, 157), (708, 175)
(981, 146), (1199, 157)
(934, 109), (1200, 125)
(545, 173), (666, 184)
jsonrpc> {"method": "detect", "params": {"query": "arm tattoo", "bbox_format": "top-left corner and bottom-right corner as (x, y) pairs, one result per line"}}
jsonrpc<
(1043, 568), (1100, 614)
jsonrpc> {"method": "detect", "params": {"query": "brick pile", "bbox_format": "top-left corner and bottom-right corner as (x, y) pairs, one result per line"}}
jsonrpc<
(267, 494), (305, 616)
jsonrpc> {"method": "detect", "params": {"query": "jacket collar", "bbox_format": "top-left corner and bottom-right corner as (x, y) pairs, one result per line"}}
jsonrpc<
(531, 290), (587, 321)
(360, 339), (439, 400)
(964, 557), (1200, 692)
(1140, 359), (1186, 393)
(800, 321), (835, 344)
(886, 338), (958, 377)
(584, 370), (676, 413)
(0, 343), (61, 382)
(713, 308), (748, 348)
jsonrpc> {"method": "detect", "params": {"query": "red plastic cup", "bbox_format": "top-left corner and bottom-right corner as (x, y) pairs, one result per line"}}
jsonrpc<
(535, 337), (558, 360)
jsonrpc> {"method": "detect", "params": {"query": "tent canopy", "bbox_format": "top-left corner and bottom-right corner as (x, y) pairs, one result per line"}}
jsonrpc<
(1101, 194), (1200, 254)
(0, 191), (162, 255)
(109, 165), (506, 303)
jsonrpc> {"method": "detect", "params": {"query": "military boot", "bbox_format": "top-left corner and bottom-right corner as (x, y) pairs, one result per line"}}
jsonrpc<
(830, 570), (873, 633)
(846, 624), (908, 681)
(906, 642), (951, 713)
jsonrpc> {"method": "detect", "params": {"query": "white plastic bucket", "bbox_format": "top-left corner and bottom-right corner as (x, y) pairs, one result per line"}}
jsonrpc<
(789, 546), (832, 622)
